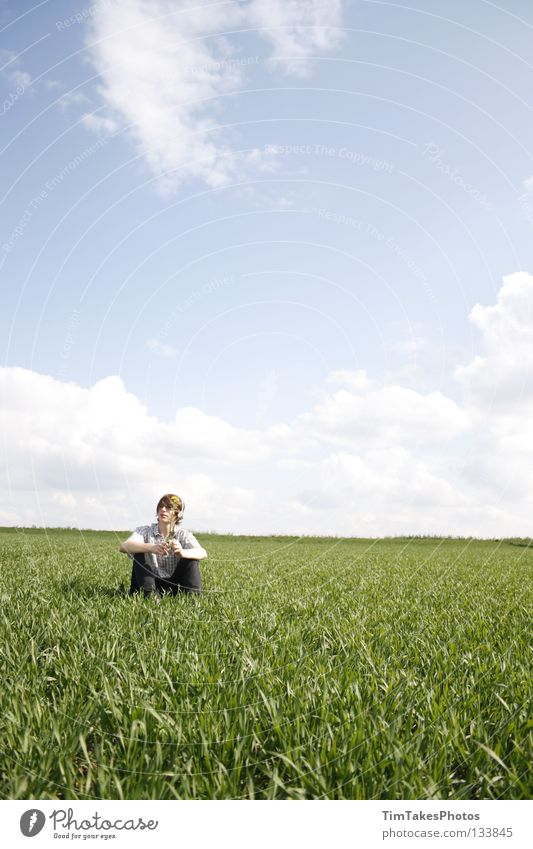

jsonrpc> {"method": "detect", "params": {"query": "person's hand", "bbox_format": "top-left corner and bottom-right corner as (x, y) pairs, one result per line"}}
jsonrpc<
(149, 543), (168, 555)
(170, 540), (183, 556)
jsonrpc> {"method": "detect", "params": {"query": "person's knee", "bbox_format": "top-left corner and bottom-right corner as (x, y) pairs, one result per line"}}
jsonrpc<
(175, 558), (202, 594)
(132, 553), (157, 595)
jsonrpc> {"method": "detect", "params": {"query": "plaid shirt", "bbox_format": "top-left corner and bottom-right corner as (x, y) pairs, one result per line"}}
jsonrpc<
(129, 522), (201, 579)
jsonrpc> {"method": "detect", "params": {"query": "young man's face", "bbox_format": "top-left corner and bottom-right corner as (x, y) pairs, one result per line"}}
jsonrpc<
(157, 503), (172, 521)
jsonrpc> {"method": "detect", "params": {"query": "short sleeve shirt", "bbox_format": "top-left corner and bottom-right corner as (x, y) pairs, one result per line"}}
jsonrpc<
(128, 522), (201, 579)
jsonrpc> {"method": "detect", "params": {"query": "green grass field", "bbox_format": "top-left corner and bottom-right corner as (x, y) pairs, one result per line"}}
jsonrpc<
(1, 528), (531, 800)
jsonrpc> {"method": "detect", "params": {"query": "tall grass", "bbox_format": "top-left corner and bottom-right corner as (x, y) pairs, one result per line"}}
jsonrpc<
(1, 530), (531, 799)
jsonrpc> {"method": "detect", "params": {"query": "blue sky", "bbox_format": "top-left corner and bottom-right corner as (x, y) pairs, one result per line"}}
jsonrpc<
(2, 0), (533, 534)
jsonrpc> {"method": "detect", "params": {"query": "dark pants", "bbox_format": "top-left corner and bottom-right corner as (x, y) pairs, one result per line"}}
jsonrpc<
(129, 554), (202, 596)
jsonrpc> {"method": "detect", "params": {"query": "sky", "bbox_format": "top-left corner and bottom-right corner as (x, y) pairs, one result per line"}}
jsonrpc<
(1, 0), (533, 535)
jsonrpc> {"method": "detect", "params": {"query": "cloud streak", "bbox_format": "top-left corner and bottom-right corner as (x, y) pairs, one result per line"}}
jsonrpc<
(84, 0), (346, 191)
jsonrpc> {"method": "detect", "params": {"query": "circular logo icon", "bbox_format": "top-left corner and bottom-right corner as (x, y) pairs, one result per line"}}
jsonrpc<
(20, 810), (46, 837)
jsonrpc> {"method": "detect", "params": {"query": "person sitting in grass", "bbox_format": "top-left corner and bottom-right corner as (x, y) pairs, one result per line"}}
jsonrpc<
(119, 493), (207, 597)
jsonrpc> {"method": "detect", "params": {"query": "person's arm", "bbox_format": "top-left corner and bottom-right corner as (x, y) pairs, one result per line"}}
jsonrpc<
(176, 543), (208, 561)
(119, 531), (167, 556)
(170, 531), (208, 561)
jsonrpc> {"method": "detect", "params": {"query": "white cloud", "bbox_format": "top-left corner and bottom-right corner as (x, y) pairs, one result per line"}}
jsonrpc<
(161, 406), (286, 463)
(146, 338), (178, 358)
(0, 49), (32, 88)
(248, 0), (345, 76)
(326, 368), (373, 392)
(84, 0), (345, 191)
(454, 272), (533, 505)
(300, 384), (469, 445)
(4, 273), (533, 535)
(0, 361), (502, 534)
(389, 335), (428, 356)
(55, 89), (91, 111)
(80, 111), (119, 135)
(308, 448), (471, 536)
(84, 0), (245, 192)
(456, 272), (533, 406)
(9, 68), (32, 87)
(0, 382), (506, 535)
(0, 367), (287, 531)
